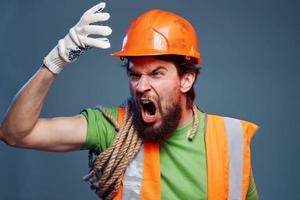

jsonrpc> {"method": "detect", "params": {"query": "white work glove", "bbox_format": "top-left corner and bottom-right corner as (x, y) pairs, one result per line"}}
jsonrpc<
(43, 2), (112, 74)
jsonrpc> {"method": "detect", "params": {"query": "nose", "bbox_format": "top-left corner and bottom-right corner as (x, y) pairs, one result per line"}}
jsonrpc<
(136, 75), (151, 93)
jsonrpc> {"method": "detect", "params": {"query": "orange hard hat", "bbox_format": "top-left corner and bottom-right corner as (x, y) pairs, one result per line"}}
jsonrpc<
(112, 9), (202, 64)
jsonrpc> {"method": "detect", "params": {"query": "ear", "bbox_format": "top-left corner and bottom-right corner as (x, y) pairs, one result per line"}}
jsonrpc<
(180, 72), (196, 93)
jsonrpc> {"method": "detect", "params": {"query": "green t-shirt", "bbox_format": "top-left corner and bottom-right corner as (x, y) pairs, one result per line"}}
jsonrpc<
(80, 107), (259, 200)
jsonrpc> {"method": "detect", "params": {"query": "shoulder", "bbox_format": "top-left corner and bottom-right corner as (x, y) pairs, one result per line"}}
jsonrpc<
(79, 106), (121, 154)
(80, 106), (119, 119)
(205, 113), (259, 139)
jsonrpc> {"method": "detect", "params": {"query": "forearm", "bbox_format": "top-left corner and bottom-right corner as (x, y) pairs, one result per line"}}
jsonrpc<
(1, 65), (55, 145)
(0, 2), (111, 147)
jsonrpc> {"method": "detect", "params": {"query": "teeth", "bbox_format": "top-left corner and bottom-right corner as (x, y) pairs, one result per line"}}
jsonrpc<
(145, 110), (151, 116)
(140, 100), (151, 104)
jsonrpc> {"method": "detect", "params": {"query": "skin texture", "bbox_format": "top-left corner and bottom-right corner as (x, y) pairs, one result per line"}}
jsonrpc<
(128, 57), (196, 141)
(0, 66), (87, 152)
(0, 57), (195, 151)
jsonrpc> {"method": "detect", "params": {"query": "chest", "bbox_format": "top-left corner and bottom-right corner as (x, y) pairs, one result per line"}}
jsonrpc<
(122, 133), (208, 200)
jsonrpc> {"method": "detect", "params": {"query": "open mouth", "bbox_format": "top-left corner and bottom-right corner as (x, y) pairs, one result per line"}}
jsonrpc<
(140, 99), (158, 124)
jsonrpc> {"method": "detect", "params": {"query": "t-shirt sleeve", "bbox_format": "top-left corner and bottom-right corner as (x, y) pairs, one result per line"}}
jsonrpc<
(246, 172), (259, 200)
(80, 107), (119, 155)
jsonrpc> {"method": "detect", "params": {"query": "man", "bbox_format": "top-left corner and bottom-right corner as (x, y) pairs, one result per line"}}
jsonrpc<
(0, 2), (259, 200)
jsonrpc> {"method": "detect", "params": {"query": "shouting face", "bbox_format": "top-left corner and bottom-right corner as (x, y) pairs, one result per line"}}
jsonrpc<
(128, 57), (184, 142)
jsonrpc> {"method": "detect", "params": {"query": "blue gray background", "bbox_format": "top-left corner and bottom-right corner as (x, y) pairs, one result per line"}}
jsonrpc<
(0, 0), (299, 199)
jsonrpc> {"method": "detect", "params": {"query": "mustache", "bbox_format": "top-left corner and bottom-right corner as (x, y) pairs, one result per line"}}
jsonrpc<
(135, 88), (161, 102)
(135, 93), (155, 100)
(133, 94), (163, 114)
(134, 94), (158, 106)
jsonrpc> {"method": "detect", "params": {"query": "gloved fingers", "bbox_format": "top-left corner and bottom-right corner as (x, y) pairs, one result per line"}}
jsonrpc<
(84, 2), (106, 16)
(80, 36), (111, 49)
(79, 25), (112, 37)
(80, 12), (110, 25)
(69, 28), (82, 47)
(58, 39), (69, 62)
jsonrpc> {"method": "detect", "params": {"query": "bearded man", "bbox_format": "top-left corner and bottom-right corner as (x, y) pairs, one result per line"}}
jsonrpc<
(0, 2), (259, 200)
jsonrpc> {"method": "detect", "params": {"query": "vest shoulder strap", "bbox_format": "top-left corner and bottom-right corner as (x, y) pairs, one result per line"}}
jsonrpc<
(118, 107), (125, 126)
(205, 114), (229, 200)
(114, 107), (161, 200)
(205, 114), (258, 200)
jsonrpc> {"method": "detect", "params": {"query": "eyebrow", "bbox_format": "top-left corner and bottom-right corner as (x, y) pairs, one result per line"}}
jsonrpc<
(127, 66), (168, 75)
(151, 66), (168, 74)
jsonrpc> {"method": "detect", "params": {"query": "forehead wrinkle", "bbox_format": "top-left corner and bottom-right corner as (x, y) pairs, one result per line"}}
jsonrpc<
(129, 59), (170, 73)
(129, 66), (169, 77)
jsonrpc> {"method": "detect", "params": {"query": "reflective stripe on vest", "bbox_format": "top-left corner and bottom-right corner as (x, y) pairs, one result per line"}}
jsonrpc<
(122, 145), (144, 199)
(114, 143), (161, 200)
(114, 109), (258, 200)
(225, 117), (244, 199)
(206, 114), (258, 200)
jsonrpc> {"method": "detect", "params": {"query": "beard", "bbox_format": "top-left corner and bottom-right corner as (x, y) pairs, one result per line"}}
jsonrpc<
(131, 97), (182, 143)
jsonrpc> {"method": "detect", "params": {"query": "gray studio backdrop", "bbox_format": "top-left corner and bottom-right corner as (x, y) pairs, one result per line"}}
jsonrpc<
(0, 0), (299, 199)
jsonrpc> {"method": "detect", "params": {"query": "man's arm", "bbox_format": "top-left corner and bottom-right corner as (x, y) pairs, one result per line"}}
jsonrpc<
(0, 66), (87, 151)
(0, 2), (111, 151)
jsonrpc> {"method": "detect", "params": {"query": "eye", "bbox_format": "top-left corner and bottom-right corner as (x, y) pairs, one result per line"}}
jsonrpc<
(151, 70), (164, 78)
(128, 72), (141, 81)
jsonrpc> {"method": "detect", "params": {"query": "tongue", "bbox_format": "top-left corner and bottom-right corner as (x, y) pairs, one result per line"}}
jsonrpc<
(142, 110), (157, 123)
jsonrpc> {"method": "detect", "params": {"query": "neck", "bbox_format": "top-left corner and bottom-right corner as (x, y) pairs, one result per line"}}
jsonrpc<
(178, 104), (194, 128)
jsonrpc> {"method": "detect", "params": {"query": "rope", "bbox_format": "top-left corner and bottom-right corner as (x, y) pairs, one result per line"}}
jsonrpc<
(187, 105), (200, 140)
(83, 102), (199, 200)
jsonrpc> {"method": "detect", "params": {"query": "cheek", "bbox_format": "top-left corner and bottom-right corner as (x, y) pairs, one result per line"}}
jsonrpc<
(129, 82), (136, 96)
(156, 80), (180, 102)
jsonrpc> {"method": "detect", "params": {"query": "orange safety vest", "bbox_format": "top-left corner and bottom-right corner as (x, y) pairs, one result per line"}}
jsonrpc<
(113, 107), (258, 200)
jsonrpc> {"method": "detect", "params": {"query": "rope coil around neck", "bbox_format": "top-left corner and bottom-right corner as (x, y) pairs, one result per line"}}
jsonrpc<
(83, 102), (199, 200)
